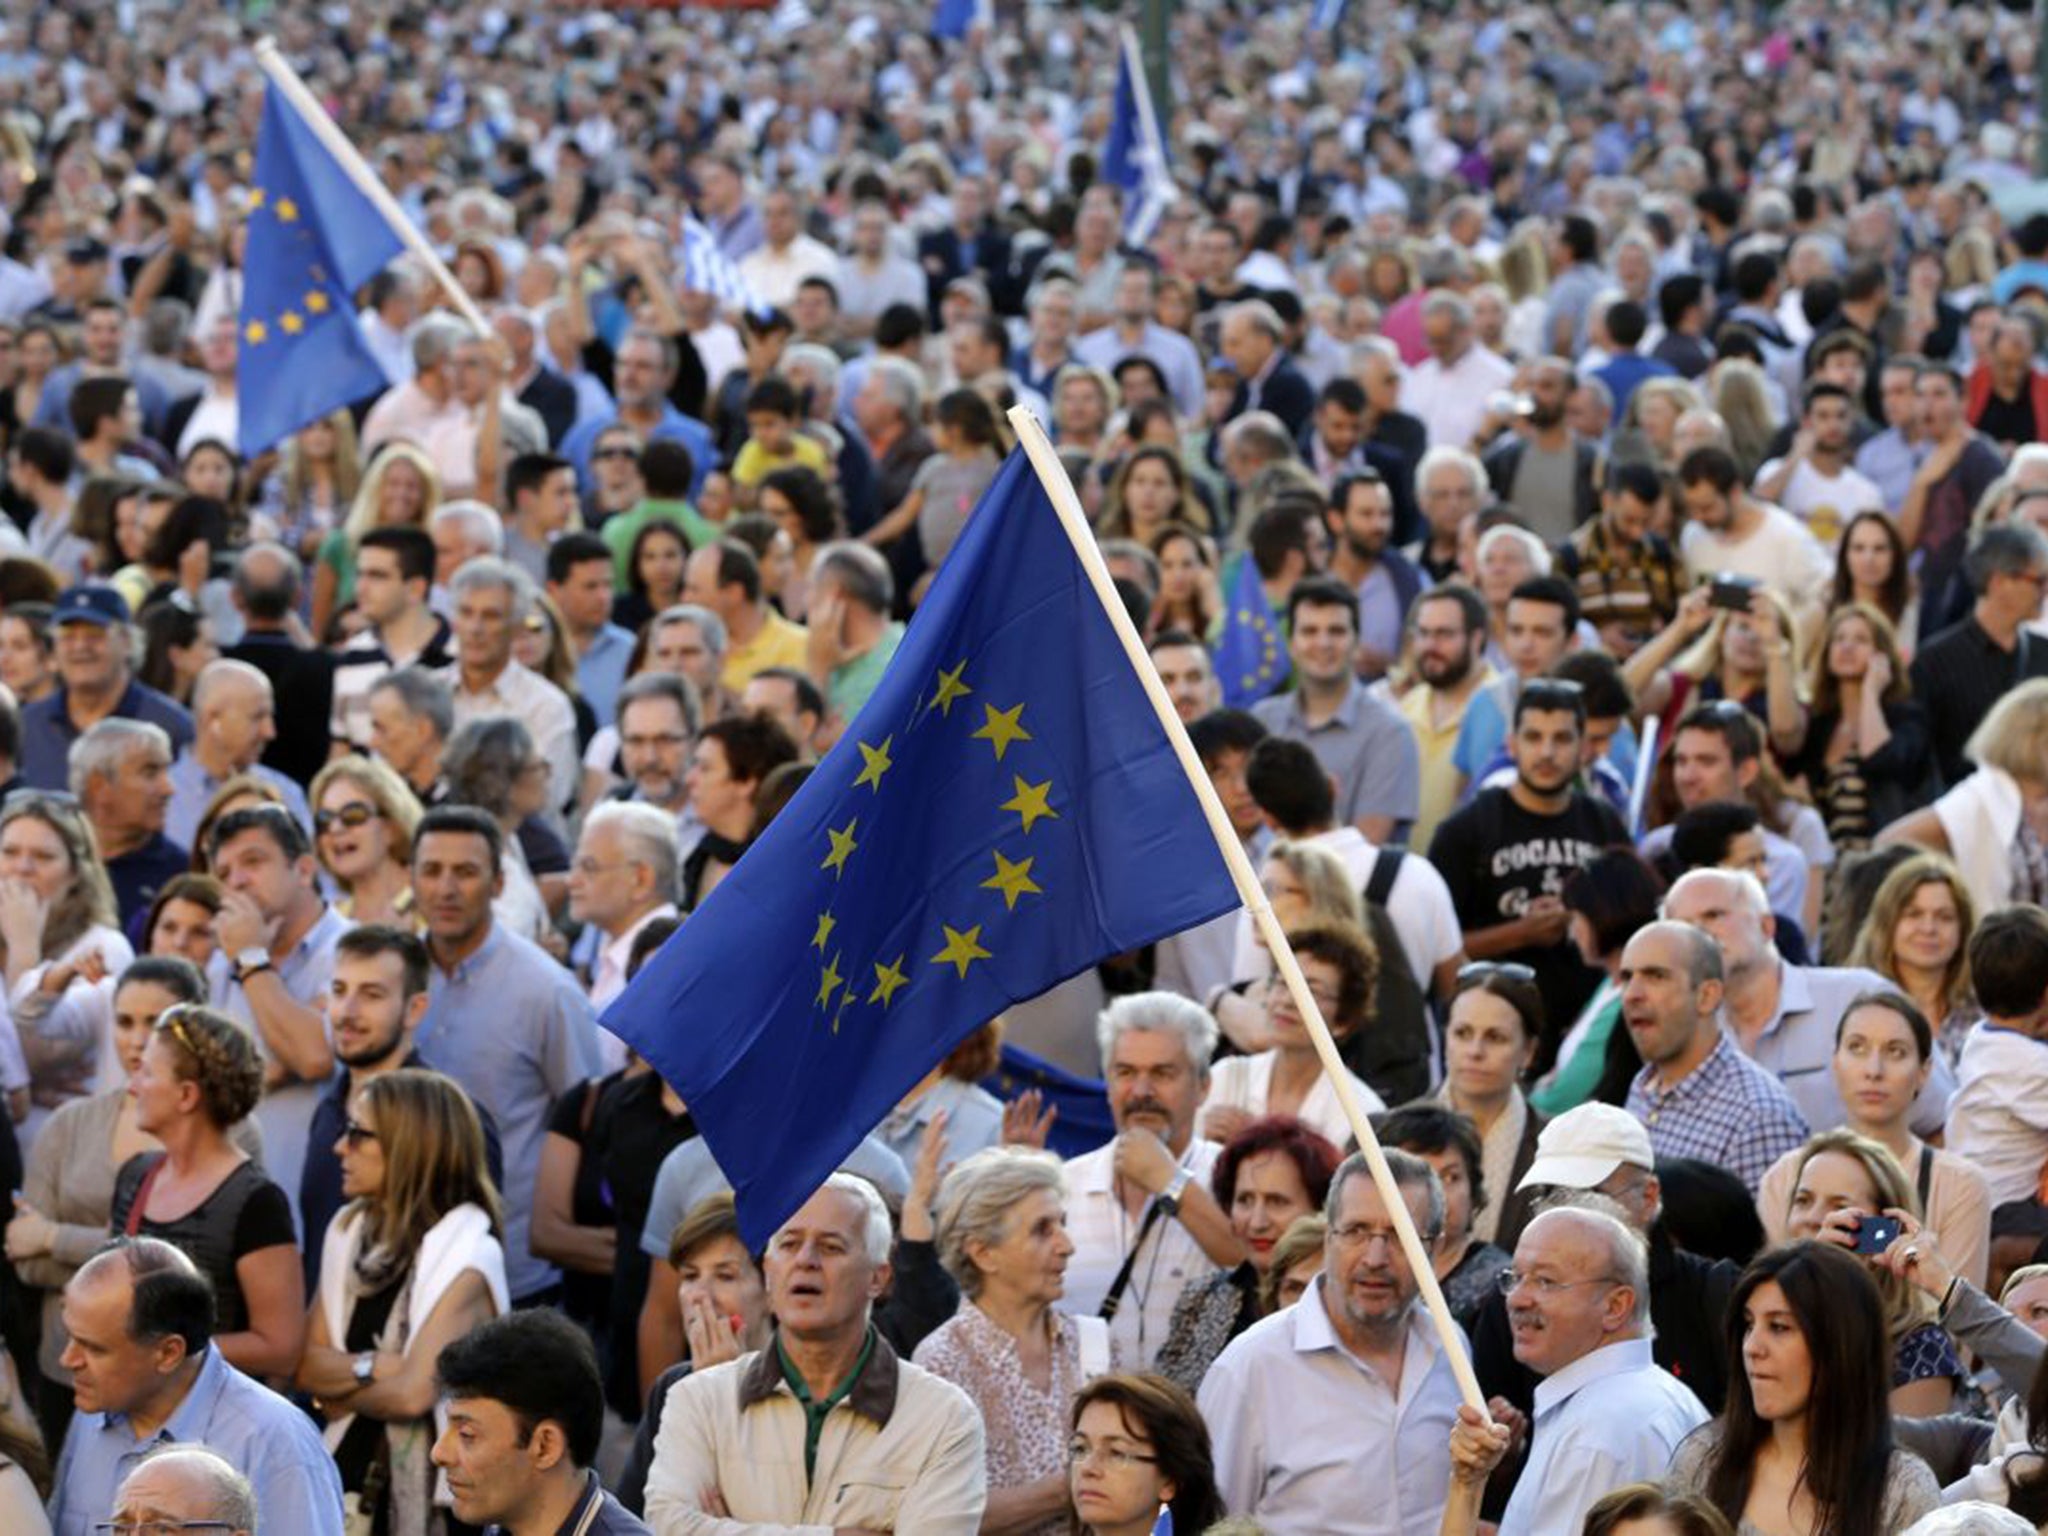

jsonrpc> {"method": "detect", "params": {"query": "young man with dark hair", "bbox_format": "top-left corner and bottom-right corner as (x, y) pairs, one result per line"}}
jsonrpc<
(1481, 358), (1598, 545)
(1752, 380), (1884, 549)
(1325, 468), (1423, 678)
(1652, 274), (1712, 379)
(434, 1309), (650, 1534)
(502, 451), (579, 586)
(546, 530), (635, 729)
(1451, 573), (1580, 795)
(1252, 575), (1421, 844)
(1674, 445), (1830, 632)
(1902, 363), (2008, 639)
(1591, 302), (1677, 418)
(1398, 582), (1494, 849)
(1156, 708), (1271, 1009)
(329, 524), (457, 753)
(1556, 459), (1684, 659)
(1912, 523), (2048, 787)
(1429, 678), (1627, 1068)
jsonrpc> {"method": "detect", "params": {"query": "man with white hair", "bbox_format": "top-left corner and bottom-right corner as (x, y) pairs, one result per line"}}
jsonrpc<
(429, 499), (506, 593)
(166, 659), (309, 849)
(1403, 290), (1513, 452)
(805, 542), (904, 739)
(1403, 445), (1489, 582)
(1060, 993), (1244, 1368)
(1451, 1204), (1707, 1536)
(449, 559), (578, 814)
(569, 801), (679, 1018)
(644, 1175), (989, 1533)
(1221, 298), (1315, 438)
(1661, 867), (1951, 1136)
(495, 303), (579, 446)
(110, 1446), (259, 1536)
(72, 717), (183, 929)
(360, 312), (469, 458)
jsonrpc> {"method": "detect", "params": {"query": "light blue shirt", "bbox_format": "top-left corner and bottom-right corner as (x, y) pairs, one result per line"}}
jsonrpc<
(577, 622), (636, 729)
(1855, 427), (1931, 515)
(420, 922), (599, 1299)
(52, 1343), (344, 1536)
(873, 1076), (1004, 1172)
(561, 403), (715, 500)
(1252, 678), (1421, 832)
(165, 751), (311, 852)
(1497, 1337), (1707, 1536)
(1199, 1274), (1463, 1535)
(640, 1133), (909, 1259)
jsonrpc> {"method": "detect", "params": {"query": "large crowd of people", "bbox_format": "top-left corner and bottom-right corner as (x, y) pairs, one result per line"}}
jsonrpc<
(7, 0), (2048, 1533)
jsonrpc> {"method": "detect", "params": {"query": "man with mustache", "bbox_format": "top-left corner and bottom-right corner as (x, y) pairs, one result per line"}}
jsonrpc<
(1057, 993), (1245, 1369)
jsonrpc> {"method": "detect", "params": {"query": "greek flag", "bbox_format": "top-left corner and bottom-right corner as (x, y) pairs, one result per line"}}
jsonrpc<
(679, 216), (765, 317)
(1101, 25), (1175, 247)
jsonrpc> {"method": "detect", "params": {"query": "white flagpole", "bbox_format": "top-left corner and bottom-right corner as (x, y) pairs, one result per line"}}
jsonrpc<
(252, 40), (491, 340)
(1117, 25), (1175, 246)
(1006, 406), (1489, 1415)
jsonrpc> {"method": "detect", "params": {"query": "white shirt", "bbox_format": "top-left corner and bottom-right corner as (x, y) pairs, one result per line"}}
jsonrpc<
(1059, 1137), (1222, 1369)
(1199, 1275), (1463, 1536)
(589, 901), (680, 1072)
(738, 234), (842, 310)
(1497, 1337), (1709, 1536)
(1753, 457), (1884, 553)
(1947, 1023), (2048, 1205)
(453, 659), (579, 817)
(1230, 827), (1461, 995)
(1402, 345), (1513, 451)
(1206, 1050), (1384, 1147)
(1678, 503), (1832, 625)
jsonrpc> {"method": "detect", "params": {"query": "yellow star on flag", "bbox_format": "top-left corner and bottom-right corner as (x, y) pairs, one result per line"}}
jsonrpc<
(821, 818), (858, 877)
(972, 702), (1031, 762)
(980, 850), (1042, 911)
(869, 955), (909, 1007)
(243, 320), (267, 346)
(305, 290), (330, 314)
(275, 196), (299, 222)
(1000, 776), (1059, 834)
(279, 311), (304, 335)
(812, 911), (836, 953)
(248, 188), (265, 210)
(815, 952), (844, 1008)
(853, 735), (894, 791)
(930, 660), (973, 717)
(931, 924), (992, 980)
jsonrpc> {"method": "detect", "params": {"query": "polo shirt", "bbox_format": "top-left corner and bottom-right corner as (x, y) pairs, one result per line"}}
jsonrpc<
(19, 679), (194, 791)
(492, 1469), (650, 1535)
(1199, 1274), (1462, 1536)
(1253, 678), (1420, 832)
(1497, 1338), (1708, 1536)
(1625, 1031), (1810, 1193)
(721, 609), (810, 692)
(51, 1343), (343, 1536)
(1397, 674), (1492, 851)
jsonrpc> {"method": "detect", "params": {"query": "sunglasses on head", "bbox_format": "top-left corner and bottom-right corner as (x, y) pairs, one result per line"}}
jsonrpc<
(1457, 961), (1536, 988)
(314, 803), (377, 835)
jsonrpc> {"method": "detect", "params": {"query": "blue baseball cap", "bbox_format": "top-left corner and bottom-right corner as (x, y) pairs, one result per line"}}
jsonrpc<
(52, 583), (132, 628)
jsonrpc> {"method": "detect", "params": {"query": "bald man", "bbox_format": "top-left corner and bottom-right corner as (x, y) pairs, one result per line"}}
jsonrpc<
(165, 659), (311, 849)
(112, 1447), (258, 1536)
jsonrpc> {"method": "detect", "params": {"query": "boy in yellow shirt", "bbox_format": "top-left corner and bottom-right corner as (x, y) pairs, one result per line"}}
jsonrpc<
(730, 375), (830, 506)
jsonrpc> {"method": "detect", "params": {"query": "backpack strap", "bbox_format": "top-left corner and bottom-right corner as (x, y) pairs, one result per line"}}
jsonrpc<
(1364, 847), (1404, 908)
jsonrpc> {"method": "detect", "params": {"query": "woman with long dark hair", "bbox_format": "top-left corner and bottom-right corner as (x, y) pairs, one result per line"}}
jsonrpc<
(1666, 1241), (1939, 1533)
(1831, 509), (1917, 651)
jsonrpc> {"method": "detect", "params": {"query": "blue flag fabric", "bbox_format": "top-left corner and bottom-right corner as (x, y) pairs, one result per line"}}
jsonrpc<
(1102, 28), (1174, 245)
(236, 82), (405, 456)
(1152, 1506), (1175, 1536)
(1214, 552), (1289, 708)
(604, 447), (1239, 1248)
(983, 1043), (1115, 1161)
(932, 0), (981, 40)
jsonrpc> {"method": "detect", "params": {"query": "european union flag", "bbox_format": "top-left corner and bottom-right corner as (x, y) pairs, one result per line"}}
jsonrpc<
(932, 0), (985, 40)
(236, 82), (406, 457)
(1102, 26), (1175, 246)
(1215, 550), (1288, 708)
(604, 448), (1239, 1248)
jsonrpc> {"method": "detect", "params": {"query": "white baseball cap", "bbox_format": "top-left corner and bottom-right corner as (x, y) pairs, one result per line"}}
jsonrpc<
(1516, 1103), (1654, 1192)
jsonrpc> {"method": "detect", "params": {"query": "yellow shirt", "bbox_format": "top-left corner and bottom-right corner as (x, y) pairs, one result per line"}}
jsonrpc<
(1398, 668), (1494, 851)
(722, 609), (811, 690)
(731, 433), (831, 487)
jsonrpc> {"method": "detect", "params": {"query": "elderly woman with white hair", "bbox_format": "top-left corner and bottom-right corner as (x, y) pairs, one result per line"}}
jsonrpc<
(915, 1147), (1096, 1536)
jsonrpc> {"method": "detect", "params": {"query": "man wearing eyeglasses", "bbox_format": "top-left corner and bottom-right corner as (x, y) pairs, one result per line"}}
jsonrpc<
(1449, 1205), (1707, 1536)
(49, 1239), (342, 1536)
(103, 1445), (257, 1536)
(1200, 1149), (1462, 1536)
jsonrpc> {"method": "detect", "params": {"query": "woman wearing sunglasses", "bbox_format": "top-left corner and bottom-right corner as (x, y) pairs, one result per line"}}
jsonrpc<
(300, 1068), (506, 1536)
(109, 1003), (305, 1383)
(308, 756), (423, 928)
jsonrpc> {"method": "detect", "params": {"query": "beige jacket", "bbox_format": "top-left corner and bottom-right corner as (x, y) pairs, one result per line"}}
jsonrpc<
(643, 1332), (986, 1535)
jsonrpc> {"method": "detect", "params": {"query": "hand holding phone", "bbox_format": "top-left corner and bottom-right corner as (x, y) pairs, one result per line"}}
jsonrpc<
(1848, 1213), (1903, 1256)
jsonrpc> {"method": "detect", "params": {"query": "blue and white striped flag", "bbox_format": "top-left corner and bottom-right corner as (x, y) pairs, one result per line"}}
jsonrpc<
(679, 216), (766, 317)
(1101, 25), (1175, 247)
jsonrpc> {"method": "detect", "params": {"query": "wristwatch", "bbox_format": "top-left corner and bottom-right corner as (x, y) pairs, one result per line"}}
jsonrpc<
(234, 946), (273, 984)
(1157, 1166), (1192, 1217)
(352, 1352), (376, 1385)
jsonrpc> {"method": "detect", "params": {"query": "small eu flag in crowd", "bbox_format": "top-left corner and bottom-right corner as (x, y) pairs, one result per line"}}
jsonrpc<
(1101, 25), (1175, 246)
(605, 448), (1239, 1248)
(236, 81), (405, 457)
(1215, 550), (1288, 708)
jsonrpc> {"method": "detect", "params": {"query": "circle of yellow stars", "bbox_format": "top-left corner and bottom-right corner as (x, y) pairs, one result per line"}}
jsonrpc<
(807, 656), (1061, 1032)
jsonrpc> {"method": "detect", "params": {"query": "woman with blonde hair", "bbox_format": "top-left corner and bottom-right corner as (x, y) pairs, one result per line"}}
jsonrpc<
(301, 1068), (507, 1535)
(916, 1146), (1089, 1536)
(1621, 376), (1706, 470)
(311, 442), (441, 640)
(1851, 856), (1979, 1065)
(1213, 840), (1366, 1053)
(308, 756), (423, 927)
(1625, 583), (1805, 754)
(1708, 359), (1778, 478)
(259, 409), (362, 563)
(0, 793), (132, 1130)
(1879, 677), (2048, 915)
(1780, 602), (1931, 852)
